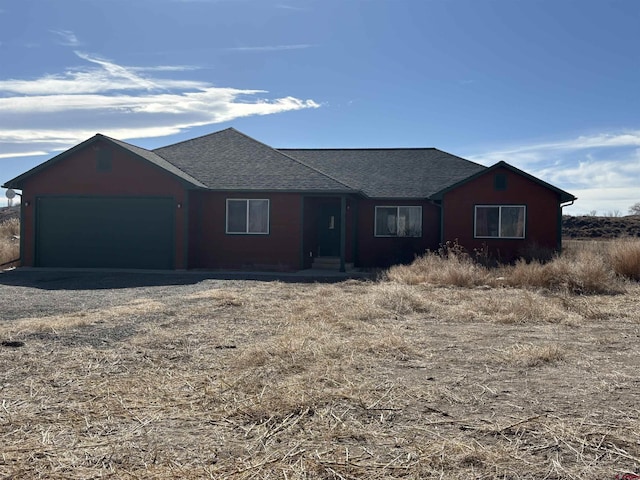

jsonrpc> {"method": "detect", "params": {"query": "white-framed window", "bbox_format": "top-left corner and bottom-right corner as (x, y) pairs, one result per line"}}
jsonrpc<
(374, 206), (422, 237)
(474, 205), (526, 239)
(226, 199), (269, 234)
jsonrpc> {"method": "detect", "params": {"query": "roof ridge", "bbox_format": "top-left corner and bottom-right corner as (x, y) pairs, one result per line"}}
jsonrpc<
(97, 133), (152, 152)
(431, 148), (488, 169)
(153, 127), (236, 152)
(231, 127), (359, 191)
(277, 149), (359, 193)
(220, 129), (359, 192)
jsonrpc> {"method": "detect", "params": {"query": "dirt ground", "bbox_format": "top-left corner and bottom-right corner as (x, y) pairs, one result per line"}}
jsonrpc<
(0, 270), (639, 479)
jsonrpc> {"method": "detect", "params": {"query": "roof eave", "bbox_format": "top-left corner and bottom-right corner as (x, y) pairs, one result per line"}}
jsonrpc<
(197, 187), (361, 195)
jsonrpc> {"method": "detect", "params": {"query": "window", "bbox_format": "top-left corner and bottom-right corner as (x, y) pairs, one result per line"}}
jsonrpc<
(226, 199), (269, 234)
(475, 205), (525, 239)
(375, 206), (422, 237)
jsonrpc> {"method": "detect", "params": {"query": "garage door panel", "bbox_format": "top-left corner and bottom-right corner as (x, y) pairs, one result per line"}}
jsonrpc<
(36, 197), (175, 269)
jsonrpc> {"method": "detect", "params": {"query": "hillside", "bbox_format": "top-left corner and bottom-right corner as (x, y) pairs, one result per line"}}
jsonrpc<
(562, 214), (640, 238)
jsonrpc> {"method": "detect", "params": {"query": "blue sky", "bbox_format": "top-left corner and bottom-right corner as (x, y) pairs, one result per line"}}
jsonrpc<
(1, 0), (638, 214)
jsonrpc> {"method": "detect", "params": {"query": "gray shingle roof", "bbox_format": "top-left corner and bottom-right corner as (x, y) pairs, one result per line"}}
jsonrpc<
(280, 148), (487, 198)
(153, 128), (354, 193)
(8, 127), (573, 203)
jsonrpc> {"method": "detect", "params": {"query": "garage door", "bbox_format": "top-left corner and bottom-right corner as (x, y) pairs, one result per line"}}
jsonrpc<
(35, 196), (175, 269)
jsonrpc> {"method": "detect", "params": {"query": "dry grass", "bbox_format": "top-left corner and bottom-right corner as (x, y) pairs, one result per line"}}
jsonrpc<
(389, 239), (640, 294)
(608, 238), (640, 281)
(1, 275), (639, 479)
(496, 343), (565, 367)
(504, 250), (618, 294)
(386, 250), (491, 287)
(0, 217), (20, 266)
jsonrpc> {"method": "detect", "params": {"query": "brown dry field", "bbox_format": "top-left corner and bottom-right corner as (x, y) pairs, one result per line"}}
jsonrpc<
(0, 270), (639, 479)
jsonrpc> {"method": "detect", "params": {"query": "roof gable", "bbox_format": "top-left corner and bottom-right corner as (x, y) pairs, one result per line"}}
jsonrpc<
(279, 148), (487, 198)
(153, 128), (355, 193)
(2, 134), (205, 190)
(431, 160), (577, 203)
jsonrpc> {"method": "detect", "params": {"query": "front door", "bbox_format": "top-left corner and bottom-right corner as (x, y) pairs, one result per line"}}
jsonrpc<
(317, 203), (341, 256)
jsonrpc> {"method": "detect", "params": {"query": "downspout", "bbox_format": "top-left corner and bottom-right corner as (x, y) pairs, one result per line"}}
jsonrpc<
(558, 199), (576, 252)
(18, 192), (24, 267)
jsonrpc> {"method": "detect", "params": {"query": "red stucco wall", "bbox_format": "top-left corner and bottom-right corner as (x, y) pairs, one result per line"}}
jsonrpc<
(19, 139), (188, 268)
(355, 199), (441, 267)
(188, 191), (303, 271)
(442, 166), (561, 261)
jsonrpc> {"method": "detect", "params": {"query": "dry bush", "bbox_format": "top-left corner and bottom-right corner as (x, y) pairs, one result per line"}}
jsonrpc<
(497, 343), (565, 367)
(393, 245), (622, 294)
(0, 218), (20, 266)
(562, 238), (611, 258)
(368, 282), (431, 315)
(473, 290), (581, 324)
(1, 217), (19, 237)
(504, 250), (619, 294)
(387, 250), (491, 287)
(608, 238), (640, 281)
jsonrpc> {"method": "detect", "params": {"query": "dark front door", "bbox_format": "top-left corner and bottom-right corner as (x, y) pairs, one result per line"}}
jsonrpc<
(317, 203), (341, 256)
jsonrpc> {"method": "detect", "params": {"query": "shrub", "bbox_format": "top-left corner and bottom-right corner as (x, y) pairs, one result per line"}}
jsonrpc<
(608, 238), (640, 281)
(390, 241), (623, 294)
(503, 251), (618, 294)
(0, 218), (20, 266)
(386, 246), (491, 288)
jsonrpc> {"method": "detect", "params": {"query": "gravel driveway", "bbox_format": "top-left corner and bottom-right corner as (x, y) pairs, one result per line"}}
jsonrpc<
(0, 268), (369, 322)
(0, 270), (255, 322)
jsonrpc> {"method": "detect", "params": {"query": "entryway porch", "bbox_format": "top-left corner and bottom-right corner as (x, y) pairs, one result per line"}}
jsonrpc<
(301, 195), (357, 272)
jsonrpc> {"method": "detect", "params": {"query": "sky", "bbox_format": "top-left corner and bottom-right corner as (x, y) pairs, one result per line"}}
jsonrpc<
(0, 0), (639, 215)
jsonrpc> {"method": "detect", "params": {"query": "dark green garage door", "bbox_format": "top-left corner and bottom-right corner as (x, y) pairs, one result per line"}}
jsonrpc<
(36, 196), (175, 269)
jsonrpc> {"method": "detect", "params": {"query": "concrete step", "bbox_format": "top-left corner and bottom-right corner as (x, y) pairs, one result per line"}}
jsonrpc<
(311, 257), (354, 271)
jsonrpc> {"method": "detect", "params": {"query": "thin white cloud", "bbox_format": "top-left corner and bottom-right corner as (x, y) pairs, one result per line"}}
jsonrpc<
(468, 132), (640, 215)
(226, 44), (313, 52)
(0, 151), (49, 160)
(130, 65), (200, 72)
(468, 132), (640, 168)
(276, 4), (309, 11)
(0, 51), (319, 160)
(50, 29), (81, 47)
